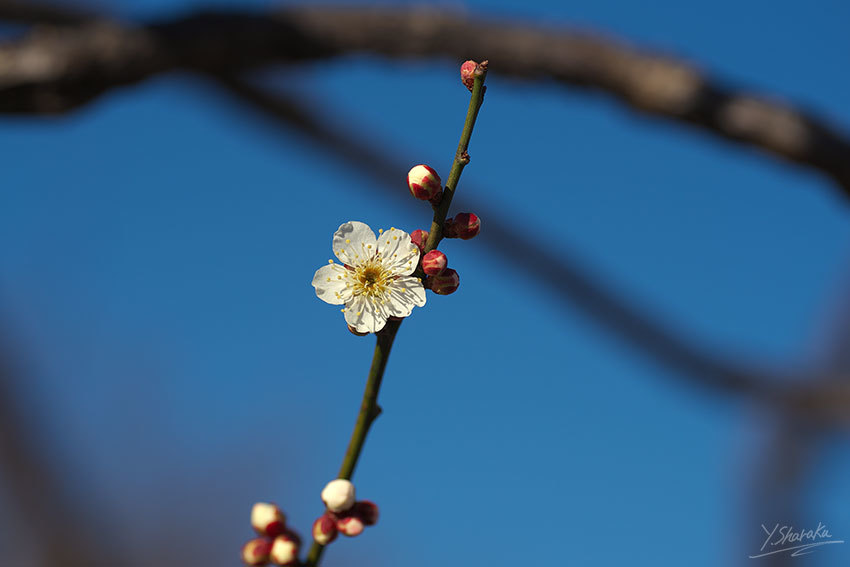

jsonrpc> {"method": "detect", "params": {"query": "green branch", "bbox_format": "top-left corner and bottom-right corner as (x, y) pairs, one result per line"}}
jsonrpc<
(304, 61), (489, 567)
(425, 60), (488, 254)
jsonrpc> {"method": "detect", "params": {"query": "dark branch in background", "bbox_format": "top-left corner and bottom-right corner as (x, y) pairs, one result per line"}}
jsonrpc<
(1, 6), (850, 197)
(0, 0), (95, 26)
(209, 73), (850, 426)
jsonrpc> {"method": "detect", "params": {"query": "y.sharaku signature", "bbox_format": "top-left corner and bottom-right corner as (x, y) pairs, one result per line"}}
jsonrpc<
(750, 523), (844, 559)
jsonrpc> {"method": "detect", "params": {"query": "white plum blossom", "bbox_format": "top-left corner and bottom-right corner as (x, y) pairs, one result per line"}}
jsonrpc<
(312, 221), (426, 333)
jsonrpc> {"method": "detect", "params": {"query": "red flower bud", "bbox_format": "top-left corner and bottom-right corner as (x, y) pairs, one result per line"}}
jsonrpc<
(407, 165), (442, 201)
(242, 538), (272, 566)
(352, 500), (379, 526)
(429, 269), (459, 295)
(269, 534), (299, 566)
(445, 213), (480, 240)
(410, 229), (430, 254)
(251, 503), (286, 538)
(337, 515), (365, 537)
(460, 60), (477, 91)
(421, 250), (447, 276)
(312, 513), (338, 546)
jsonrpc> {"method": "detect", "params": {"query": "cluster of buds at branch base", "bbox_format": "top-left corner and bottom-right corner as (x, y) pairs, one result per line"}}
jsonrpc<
(243, 503), (302, 565)
(428, 268), (460, 295)
(314, 499), (380, 543)
(421, 250), (448, 276)
(407, 165), (443, 203)
(410, 229), (429, 254)
(314, 480), (380, 546)
(443, 213), (480, 240)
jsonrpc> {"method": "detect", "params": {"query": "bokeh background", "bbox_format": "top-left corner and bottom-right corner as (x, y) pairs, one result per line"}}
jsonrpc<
(1, 1), (849, 566)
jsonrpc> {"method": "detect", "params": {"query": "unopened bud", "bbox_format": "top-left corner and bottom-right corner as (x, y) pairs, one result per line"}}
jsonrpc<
(410, 229), (430, 254)
(407, 165), (442, 201)
(242, 538), (272, 566)
(251, 503), (286, 538)
(460, 60), (477, 91)
(429, 269), (459, 295)
(421, 250), (447, 276)
(269, 535), (299, 566)
(321, 479), (356, 513)
(337, 515), (365, 537)
(352, 500), (379, 526)
(312, 513), (338, 546)
(445, 213), (480, 240)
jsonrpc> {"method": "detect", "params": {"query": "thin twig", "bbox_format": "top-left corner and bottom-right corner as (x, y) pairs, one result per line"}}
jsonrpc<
(305, 319), (399, 567)
(425, 60), (487, 252)
(304, 66), (489, 567)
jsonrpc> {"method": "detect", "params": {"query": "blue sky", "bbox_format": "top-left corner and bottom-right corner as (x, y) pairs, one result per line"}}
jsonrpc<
(1, 1), (849, 566)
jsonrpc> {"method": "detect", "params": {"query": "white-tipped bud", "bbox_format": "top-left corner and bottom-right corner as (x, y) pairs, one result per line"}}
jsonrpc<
(251, 502), (286, 537)
(321, 479), (356, 513)
(242, 538), (272, 565)
(337, 515), (365, 537)
(269, 535), (299, 566)
(407, 164), (442, 201)
(312, 513), (338, 546)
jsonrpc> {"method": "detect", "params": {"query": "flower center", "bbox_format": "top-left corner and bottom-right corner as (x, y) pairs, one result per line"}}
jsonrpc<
(353, 259), (391, 298)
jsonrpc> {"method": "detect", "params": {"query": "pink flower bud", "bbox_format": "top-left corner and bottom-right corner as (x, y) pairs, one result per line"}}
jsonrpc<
(242, 538), (272, 565)
(312, 513), (338, 546)
(251, 503), (286, 538)
(429, 269), (459, 295)
(321, 479), (356, 513)
(460, 60), (478, 91)
(445, 213), (480, 240)
(410, 229), (430, 253)
(421, 250), (447, 276)
(269, 535), (299, 566)
(407, 165), (442, 201)
(337, 515), (365, 537)
(352, 500), (379, 526)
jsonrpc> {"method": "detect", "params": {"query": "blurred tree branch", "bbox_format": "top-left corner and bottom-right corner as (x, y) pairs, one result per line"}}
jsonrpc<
(0, 0), (94, 25)
(1, 6), (849, 197)
(0, 327), (118, 566)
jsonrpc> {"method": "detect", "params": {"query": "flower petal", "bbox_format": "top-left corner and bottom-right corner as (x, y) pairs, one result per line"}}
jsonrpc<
(377, 227), (420, 276)
(343, 295), (388, 334)
(385, 276), (427, 317)
(333, 221), (377, 266)
(312, 263), (354, 305)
